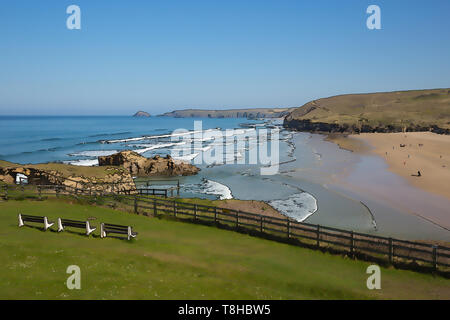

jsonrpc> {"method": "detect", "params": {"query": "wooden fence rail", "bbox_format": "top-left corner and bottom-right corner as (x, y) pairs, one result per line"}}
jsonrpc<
(2, 183), (450, 272)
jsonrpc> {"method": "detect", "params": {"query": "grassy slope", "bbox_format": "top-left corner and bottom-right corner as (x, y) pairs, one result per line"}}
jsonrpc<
(0, 198), (449, 300)
(0, 160), (127, 179)
(285, 88), (450, 129)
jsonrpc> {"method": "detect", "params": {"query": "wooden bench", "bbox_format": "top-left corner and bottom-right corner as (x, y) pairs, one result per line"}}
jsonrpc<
(100, 223), (137, 241)
(18, 213), (54, 231)
(57, 218), (96, 236)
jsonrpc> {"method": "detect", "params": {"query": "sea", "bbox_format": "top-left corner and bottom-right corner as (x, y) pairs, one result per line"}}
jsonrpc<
(0, 116), (317, 221)
(1, 116), (448, 241)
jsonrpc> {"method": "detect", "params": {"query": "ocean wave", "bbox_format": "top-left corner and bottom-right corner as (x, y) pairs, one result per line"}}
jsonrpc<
(68, 150), (118, 157)
(268, 192), (318, 222)
(75, 141), (98, 146)
(133, 142), (186, 154)
(88, 131), (131, 138)
(172, 153), (199, 161)
(138, 179), (233, 200)
(102, 129), (217, 144)
(102, 128), (255, 145)
(63, 159), (99, 166)
(202, 179), (233, 200)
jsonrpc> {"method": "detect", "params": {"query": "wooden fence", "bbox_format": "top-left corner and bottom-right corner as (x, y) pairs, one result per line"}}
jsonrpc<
(2, 183), (450, 273)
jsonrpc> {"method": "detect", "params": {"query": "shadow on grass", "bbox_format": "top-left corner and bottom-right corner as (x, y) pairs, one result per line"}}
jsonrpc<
(18, 224), (133, 242)
(152, 213), (450, 279)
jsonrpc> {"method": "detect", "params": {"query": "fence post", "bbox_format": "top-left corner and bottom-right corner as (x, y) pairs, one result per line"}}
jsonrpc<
(4, 185), (8, 201)
(38, 186), (42, 200)
(432, 245), (438, 271)
(260, 216), (264, 233)
(153, 198), (157, 216)
(177, 180), (180, 197)
(56, 186), (60, 198)
(194, 204), (197, 220)
(174, 201), (177, 217)
(287, 219), (291, 239)
(214, 207), (217, 223)
(388, 238), (393, 264)
(236, 211), (239, 229)
(350, 231), (354, 257)
(134, 196), (138, 214)
(316, 225), (320, 248)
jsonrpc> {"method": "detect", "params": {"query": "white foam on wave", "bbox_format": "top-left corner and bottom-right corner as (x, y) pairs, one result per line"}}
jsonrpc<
(104, 128), (256, 144)
(64, 159), (99, 166)
(172, 153), (200, 161)
(172, 145), (212, 152)
(268, 192), (318, 222)
(202, 179), (233, 200)
(104, 129), (216, 144)
(68, 150), (118, 157)
(193, 145), (213, 152)
(133, 142), (186, 154)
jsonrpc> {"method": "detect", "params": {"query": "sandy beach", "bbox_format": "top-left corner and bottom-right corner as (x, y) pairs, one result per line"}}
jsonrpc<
(326, 132), (450, 232)
(349, 132), (450, 200)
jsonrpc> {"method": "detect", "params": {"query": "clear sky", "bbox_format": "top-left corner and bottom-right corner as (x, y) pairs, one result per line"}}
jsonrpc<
(0, 0), (449, 115)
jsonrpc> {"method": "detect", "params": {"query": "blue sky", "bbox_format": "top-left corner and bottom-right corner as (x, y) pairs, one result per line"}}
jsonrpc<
(0, 0), (449, 115)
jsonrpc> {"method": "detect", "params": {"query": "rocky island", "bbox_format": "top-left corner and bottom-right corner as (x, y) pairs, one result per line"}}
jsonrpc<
(133, 111), (151, 117)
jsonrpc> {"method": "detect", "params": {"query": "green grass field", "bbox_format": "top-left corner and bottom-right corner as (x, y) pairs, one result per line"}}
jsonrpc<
(0, 198), (449, 299)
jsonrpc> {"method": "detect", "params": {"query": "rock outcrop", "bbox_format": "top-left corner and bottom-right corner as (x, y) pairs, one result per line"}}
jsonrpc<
(0, 161), (137, 194)
(98, 151), (200, 176)
(283, 119), (450, 135)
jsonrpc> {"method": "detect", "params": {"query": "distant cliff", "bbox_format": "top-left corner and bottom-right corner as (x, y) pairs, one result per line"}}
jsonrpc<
(284, 89), (450, 134)
(161, 108), (292, 119)
(133, 111), (151, 117)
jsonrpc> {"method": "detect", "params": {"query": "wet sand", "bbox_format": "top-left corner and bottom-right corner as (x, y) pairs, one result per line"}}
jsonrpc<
(324, 132), (450, 234)
(281, 133), (450, 241)
(213, 199), (286, 220)
(351, 132), (450, 199)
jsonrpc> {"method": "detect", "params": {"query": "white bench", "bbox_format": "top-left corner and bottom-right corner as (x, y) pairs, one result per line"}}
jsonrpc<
(57, 218), (96, 236)
(101, 223), (137, 241)
(18, 214), (54, 230)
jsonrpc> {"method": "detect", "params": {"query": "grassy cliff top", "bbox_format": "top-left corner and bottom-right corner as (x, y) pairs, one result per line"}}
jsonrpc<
(0, 160), (128, 179)
(1, 198), (449, 299)
(285, 88), (450, 129)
